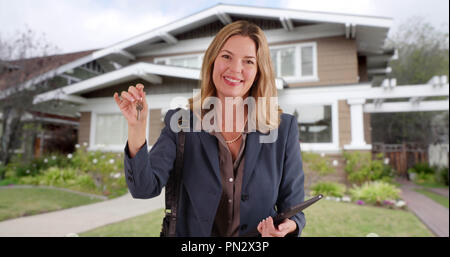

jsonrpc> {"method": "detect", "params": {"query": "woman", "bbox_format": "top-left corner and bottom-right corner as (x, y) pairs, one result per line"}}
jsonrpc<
(114, 20), (305, 237)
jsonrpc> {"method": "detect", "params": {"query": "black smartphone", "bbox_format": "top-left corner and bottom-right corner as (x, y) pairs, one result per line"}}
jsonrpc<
(243, 194), (323, 237)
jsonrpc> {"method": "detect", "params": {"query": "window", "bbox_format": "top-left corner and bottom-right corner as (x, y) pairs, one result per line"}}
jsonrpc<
(270, 42), (317, 82)
(154, 54), (203, 69)
(94, 113), (128, 146)
(291, 105), (332, 143)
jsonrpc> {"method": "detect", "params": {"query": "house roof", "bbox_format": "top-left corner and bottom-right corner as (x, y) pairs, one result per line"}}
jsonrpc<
(33, 62), (200, 105)
(0, 50), (96, 91)
(96, 3), (392, 58)
(23, 4), (394, 108)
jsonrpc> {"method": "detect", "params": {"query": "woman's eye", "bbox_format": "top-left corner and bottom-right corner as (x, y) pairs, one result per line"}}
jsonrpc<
(246, 60), (255, 65)
(222, 55), (230, 59)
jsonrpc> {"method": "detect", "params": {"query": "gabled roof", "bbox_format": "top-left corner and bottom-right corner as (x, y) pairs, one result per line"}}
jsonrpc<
(0, 50), (96, 91)
(16, 3), (393, 107)
(96, 3), (392, 58)
(33, 63), (200, 104)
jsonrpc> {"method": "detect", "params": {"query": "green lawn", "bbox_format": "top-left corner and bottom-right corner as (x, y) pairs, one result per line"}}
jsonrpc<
(413, 188), (449, 208)
(0, 187), (103, 222)
(80, 208), (165, 237)
(80, 200), (433, 237)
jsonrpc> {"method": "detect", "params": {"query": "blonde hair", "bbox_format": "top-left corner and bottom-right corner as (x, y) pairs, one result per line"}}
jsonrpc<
(188, 20), (282, 132)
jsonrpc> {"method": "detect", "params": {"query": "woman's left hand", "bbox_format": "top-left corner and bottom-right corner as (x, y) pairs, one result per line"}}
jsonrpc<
(257, 216), (297, 237)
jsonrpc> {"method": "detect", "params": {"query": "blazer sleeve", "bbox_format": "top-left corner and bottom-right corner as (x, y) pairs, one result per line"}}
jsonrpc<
(276, 115), (306, 237)
(123, 109), (178, 199)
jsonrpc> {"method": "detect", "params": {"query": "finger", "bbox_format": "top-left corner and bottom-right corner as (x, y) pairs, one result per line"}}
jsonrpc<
(136, 83), (148, 108)
(113, 92), (122, 105)
(266, 217), (285, 237)
(128, 86), (141, 101)
(278, 219), (290, 232)
(136, 83), (145, 97)
(121, 91), (135, 103)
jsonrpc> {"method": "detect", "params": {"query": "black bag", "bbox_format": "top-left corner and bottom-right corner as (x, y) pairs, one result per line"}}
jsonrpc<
(160, 122), (185, 237)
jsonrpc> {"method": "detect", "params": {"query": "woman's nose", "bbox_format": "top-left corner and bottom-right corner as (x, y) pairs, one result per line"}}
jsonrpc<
(228, 58), (243, 73)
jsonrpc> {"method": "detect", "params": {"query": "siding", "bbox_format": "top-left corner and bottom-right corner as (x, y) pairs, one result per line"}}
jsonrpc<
(338, 100), (351, 147)
(364, 113), (372, 144)
(78, 112), (91, 146)
(282, 36), (359, 88)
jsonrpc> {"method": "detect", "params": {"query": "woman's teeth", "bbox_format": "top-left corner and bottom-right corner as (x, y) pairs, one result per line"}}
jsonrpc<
(225, 77), (242, 83)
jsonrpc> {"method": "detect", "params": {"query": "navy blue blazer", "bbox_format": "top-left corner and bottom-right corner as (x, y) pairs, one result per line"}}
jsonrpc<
(124, 108), (306, 237)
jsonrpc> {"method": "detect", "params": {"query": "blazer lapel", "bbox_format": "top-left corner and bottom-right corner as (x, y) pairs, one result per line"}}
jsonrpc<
(197, 132), (221, 186)
(242, 131), (262, 191)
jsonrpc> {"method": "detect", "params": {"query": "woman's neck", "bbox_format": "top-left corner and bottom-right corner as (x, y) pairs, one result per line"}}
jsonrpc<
(217, 96), (248, 133)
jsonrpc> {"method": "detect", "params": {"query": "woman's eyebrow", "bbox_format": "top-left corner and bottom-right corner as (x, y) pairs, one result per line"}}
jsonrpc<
(221, 49), (256, 59)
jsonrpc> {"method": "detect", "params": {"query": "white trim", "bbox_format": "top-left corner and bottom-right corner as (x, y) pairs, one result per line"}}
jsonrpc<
(364, 100), (450, 113)
(159, 32), (178, 44)
(79, 93), (194, 113)
(93, 4), (391, 59)
(280, 17), (294, 31)
(115, 50), (135, 60)
(216, 11), (232, 25)
(347, 98), (368, 147)
(278, 83), (449, 102)
(33, 63), (200, 104)
(279, 98), (340, 152)
(270, 42), (318, 82)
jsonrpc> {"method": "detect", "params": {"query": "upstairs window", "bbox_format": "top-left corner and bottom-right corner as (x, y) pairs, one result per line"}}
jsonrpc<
(270, 42), (317, 82)
(154, 54), (203, 69)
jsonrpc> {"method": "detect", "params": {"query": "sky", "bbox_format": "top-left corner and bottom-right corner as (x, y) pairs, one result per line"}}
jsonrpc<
(0, 0), (448, 55)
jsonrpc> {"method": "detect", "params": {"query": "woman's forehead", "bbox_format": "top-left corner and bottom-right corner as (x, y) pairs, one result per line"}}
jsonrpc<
(220, 35), (256, 58)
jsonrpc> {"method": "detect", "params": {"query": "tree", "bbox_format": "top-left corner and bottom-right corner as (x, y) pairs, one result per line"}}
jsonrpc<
(0, 25), (61, 179)
(386, 16), (449, 84)
(371, 17), (449, 146)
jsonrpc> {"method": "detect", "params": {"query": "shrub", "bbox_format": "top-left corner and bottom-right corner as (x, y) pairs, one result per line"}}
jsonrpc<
(302, 152), (336, 176)
(18, 167), (98, 193)
(408, 162), (435, 175)
(438, 167), (449, 186)
(310, 181), (346, 197)
(3, 142), (126, 198)
(343, 152), (395, 184)
(349, 181), (401, 204)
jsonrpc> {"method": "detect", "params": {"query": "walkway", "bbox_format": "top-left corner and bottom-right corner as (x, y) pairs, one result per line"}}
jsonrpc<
(397, 178), (449, 237)
(0, 191), (164, 237)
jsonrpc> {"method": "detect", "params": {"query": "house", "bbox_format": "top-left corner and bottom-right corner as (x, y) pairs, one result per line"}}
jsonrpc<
(0, 51), (95, 157)
(1, 4), (448, 155)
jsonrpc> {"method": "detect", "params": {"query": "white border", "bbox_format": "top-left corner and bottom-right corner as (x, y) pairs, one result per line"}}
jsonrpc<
(270, 42), (318, 83)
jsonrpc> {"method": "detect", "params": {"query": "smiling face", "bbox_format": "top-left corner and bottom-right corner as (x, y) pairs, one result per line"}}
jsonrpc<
(212, 35), (258, 101)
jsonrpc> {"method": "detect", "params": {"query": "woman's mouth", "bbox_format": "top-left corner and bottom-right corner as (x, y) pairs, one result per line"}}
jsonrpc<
(223, 76), (243, 86)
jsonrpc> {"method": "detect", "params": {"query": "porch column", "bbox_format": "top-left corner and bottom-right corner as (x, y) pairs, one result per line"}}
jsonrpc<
(344, 98), (371, 150)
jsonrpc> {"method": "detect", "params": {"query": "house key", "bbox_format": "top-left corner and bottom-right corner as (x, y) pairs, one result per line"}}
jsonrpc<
(136, 98), (143, 121)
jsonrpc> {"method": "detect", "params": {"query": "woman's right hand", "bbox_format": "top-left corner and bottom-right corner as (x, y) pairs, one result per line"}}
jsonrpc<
(114, 83), (148, 157)
(114, 83), (148, 127)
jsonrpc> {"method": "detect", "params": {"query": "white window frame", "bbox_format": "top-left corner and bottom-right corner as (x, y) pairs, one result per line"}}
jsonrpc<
(280, 100), (339, 153)
(89, 110), (150, 152)
(270, 42), (318, 83)
(154, 53), (204, 69)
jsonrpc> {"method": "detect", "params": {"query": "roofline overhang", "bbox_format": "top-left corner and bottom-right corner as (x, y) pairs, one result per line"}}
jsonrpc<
(33, 63), (201, 105)
(95, 4), (392, 56)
